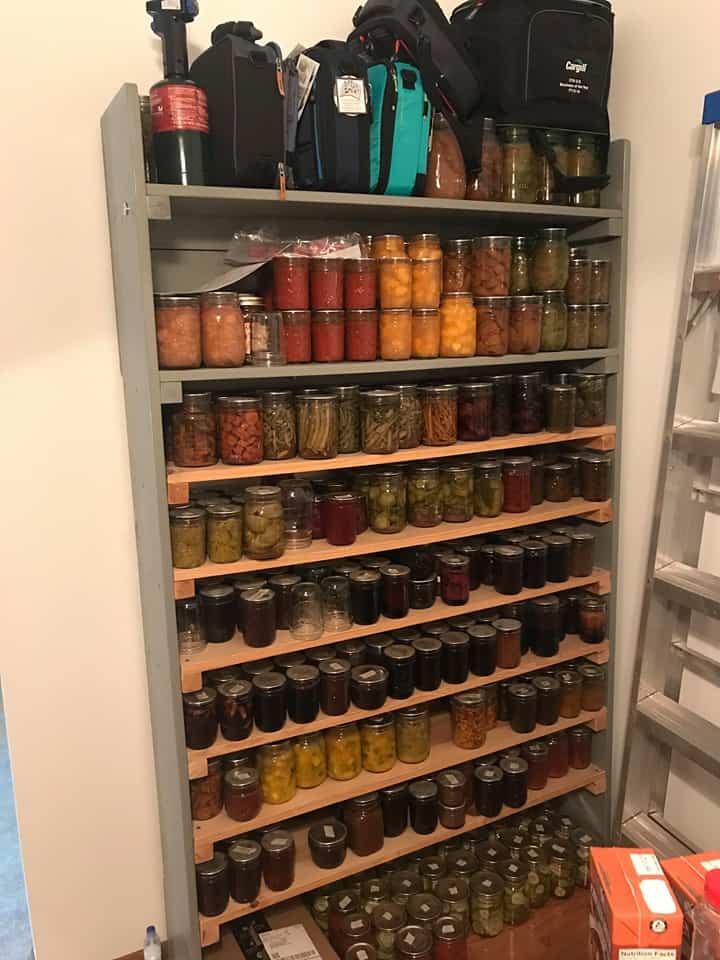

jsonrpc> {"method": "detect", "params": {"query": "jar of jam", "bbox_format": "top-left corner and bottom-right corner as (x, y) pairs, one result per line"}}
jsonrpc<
(227, 839), (262, 904)
(319, 658), (351, 716)
(350, 569), (382, 625)
(346, 309), (379, 361)
(345, 259), (378, 310)
(312, 311), (345, 362)
(183, 688), (218, 749)
(529, 594), (561, 657)
(360, 716), (396, 773)
(451, 691), (487, 749)
(523, 742), (549, 791)
(412, 637), (442, 691)
(500, 756), (528, 808)
(519, 539), (546, 589)
(252, 671), (287, 733)
(284, 665), (319, 724)
(311, 258), (344, 310)
(581, 451), (612, 501)
(198, 584), (234, 644)
(466, 625), (495, 676)
(217, 679), (253, 741)
(365, 634), (395, 665)
(381, 784), (409, 837)
(578, 594), (607, 643)
(397, 706), (431, 762)
(508, 295), (543, 354)
(261, 830), (296, 891)
(385, 642), (416, 699)
(569, 531), (595, 577)
(308, 818), (347, 870)
(472, 236), (512, 297)
(557, 670), (582, 717)
(472, 766), (503, 818)
(361, 389), (401, 455)
(568, 373), (607, 427)
(369, 471), (407, 535)
(470, 871), (504, 938)
(534, 676), (561, 725)
(545, 535), (571, 583)
(502, 457), (532, 513)
(546, 732), (569, 778)
(440, 557), (470, 607)
(512, 373), (544, 434)
(487, 373), (512, 436)
(439, 294), (477, 357)
(493, 546), (524, 595)
(411, 309), (441, 359)
(258, 740), (295, 803)
(441, 631), (470, 683)
(155, 295), (201, 369)
(274, 255), (310, 310)
(325, 722), (362, 781)
(282, 310), (312, 363)
(346, 793), (385, 856)
(173, 393), (216, 467)
(382, 565), (411, 620)
(239, 587), (276, 649)
(224, 766), (261, 822)
(493, 618), (522, 669)
(409, 780), (439, 834)
(568, 726), (593, 769)
(196, 853), (229, 917)
(380, 257), (412, 309)
(509, 683), (537, 733)
(444, 239), (473, 293)
(396, 926), (433, 960)
(579, 663), (606, 710)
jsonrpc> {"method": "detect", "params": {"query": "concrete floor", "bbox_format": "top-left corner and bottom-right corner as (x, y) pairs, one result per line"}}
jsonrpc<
(0, 690), (33, 960)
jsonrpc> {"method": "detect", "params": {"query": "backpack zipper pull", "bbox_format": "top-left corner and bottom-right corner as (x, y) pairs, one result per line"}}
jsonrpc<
(276, 59), (285, 97)
(278, 162), (287, 200)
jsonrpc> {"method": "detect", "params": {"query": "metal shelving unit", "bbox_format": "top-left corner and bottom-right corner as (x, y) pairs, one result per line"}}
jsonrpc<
(102, 82), (628, 959)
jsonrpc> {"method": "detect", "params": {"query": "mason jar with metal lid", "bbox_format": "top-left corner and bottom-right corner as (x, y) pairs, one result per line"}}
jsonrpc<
(436, 877), (470, 932)
(196, 852), (229, 917)
(183, 687), (218, 749)
(170, 506), (206, 569)
(173, 392), (216, 467)
(360, 389), (402, 455)
(252, 671), (287, 733)
(199, 583), (235, 644)
(396, 705), (430, 762)
(549, 841), (577, 899)
(532, 228), (569, 292)
(395, 925), (433, 960)
(500, 860), (530, 926)
(372, 902), (406, 959)
(155, 294), (202, 369)
(286, 664), (320, 724)
(470, 871), (504, 938)
(243, 485), (284, 560)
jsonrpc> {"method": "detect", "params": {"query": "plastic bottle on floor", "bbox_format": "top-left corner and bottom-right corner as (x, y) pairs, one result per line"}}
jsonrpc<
(691, 870), (720, 960)
(143, 925), (162, 960)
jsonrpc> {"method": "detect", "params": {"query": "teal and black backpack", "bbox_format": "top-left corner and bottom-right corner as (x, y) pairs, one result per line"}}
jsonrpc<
(367, 60), (431, 196)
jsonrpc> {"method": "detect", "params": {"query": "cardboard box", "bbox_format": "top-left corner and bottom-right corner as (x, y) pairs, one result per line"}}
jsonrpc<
(590, 848), (683, 960)
(662, 851), (720, 959)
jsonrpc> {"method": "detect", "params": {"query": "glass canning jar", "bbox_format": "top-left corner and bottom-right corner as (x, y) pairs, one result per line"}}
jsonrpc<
(252, 671), (287, 732)
(373, 902), (406, 959)
(311, 258), (344, 311)
(296, 393), (339, 459)
(395, 925), (434, 960)
(521, 539), (547, 589)
(508, 683), (537, 734)
(411, 574), (438, 610)
(345, 258), (378, 310)
(397, 384), (423, 450)
(330, 891), (363, 949)
(380, 309), (413, 360)
(409, 779), (439, 834)
(278, 477), (313, 549)
(274, 254), (310, 310)
(155, 295), (201, 369)
(439, 293), (476, 358)
(530, 593), (562, 658)
(566, 259), (592, 305)
(493, 618), (522, 669)
(545, 535), (571, 583)
(540, 292), (568, 351)
(228, 839), (262, 904)
(319, 656), (351, 714)
(362, 878), (388, 914)
(350, 569), (382, 625)
(558, 670), (582, 717)
(532, 229), (569, 292)
(440, 630), (469, 683)
(590, 259), (611, 303)
(569, 531), (595, 577)
(217, 400), (264, 470)
(473, 295), (509, 356)
(321, 578), (352, 635)
(502, 126), (536, 203)
(494, 545), (524, 595)
(568, 726), (593, 770)
(426, 111), (467, 200)
(412, 309), (441, 359)
(413, 258), (443, 310)
(549, 841), (577, 899)
(501, 860), (530, 926)
(201, 291), (244, 368)
(436, 878), (470, 933)
(500, 756), (528, 808)
(440, 557), (471, 608)
(397, 706), (431, 762)
(473, 765), (504, 818)
(567, 373), (607, 427)
(468, 624), (496, 676)
(472, 237), (512, 297)
(451, 691), (487, 749)
(258, 740), (296, 804)
(379, 257), (412, 310)
(589, 303), (610, 348)
(261, 830), (296, 892)
(173, 393), (216, 467)
(441, 464), (474, 522)
(578, 593), (607, 643)
(250, 311), (286, 366)
(579, 663), (607, 711)
(573, 828), (595, 887)
(360, 716), (397, 773)
(502, 457), (532, 513)
(581, 451), (612, 501)
(346, 309), (379, 362)
(217, 679), (253, 741)
(412, 637), (442, 691)
(170, 506), (206, 569)
(567, 133), (601, 207)
(534, 676), (561, 725)
(474, 461), (503, 517)
(282, 310), (312, 363)
(176, 596), (205, 657)
(325, 493), (357, 547)
(537, 129), (568, 204)
(566, 305), (590, 349)
(261, 391), (296, 461)
(199, 584), (235, 644)
(196, 853), (229, 918)
(508, 295), (542, 354)
(544, 385), (576, 434)
(289, 581), (323, 642)
(513, 372), (544, 433)
(381, 783), (409, 837)
(331, 384), (361, 454)
(443, 239), (473, 293)
(183, 688), (218, 749)
(243, 486), (284, 560)
(368, 469), (407, 534)
(470, 872), (505, 938)
(510, 237), (533, 295)
(372, 235), (405, 259)
(488, 373), (513, 436)
(224, 766), (261, 822)
(466, 118), (503, 201)
(346, 793), (385, 857)
(407, 464), (443, 528)
(524, 741), (549, 791)
(325, 722), (362, 781)
(522, 844), (551, 907)
(308, 818), (347, 869)
(544, 462), (574, 502)
(546, 732), (569, 778)
(351, 665), (388, 710)
(286, 665), (320, 724)
(385, 641), (415, 696)
(419, 385), (458, 446)
(337, 915), (374, 960)
(456, 382), (492, 441)
(311, 311), (344, 363)
(360, 390), (401, 455)
(407, 893), (443, 931)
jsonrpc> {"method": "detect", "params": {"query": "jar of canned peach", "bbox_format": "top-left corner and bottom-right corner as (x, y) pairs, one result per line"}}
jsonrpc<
(372, 235), (406, 259)
(412, 309), (441, 358)
(407, 234), (442, 261)
(379, 258), (413, 310)
(380, 309), (413, 360)
(439, 293), (476, 358)
(412, 258), (442, 309)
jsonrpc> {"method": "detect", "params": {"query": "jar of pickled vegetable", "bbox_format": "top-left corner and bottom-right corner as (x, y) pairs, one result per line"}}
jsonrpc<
(243, 486), (284, 560)
(439, 294), (476, 357)
(508, 295), (542, 354)
(368, 469), (406, 534)
(509, 237), (532, 296)
(589, 303), (610, 348)
(443, 239), (473, 294)
(261, 391), (296, 461)
(567, 134), (601, 207)
(373, 903), (406, 959)
(258, 741), (296, 804)
(544, 385), (576, 434)
(502, 126), (537, 203)
(360, 716), (397, 773)
(566, 305), (590, 349)
(440, 464), (474, 522)
(533, 229), (569, 292)
(590, 259), (611, 302)
(568, 374), (607, 427)
(541, 292), (568, 351)
(466, 117), (503, 201)
(500, 861), (530, 926)
(420, 384), (458, 445)
(274, 254), (310, 310)
(396, 705), (430, 762)
(361, 390), (401, 454)
(380, 309), (413, 360)
(395, 384), (422, 449)
(282, 310), (312, 363)
(412, 258), (443, 310)
(566, 260), (592, 305)
(407, 464), (443, 527)
(345, 258), (378, 310)
(451, 691), (487, 749)
(512, 372), (544, 433)
(581, 451), (612, 500)
(293, 732), (327, 788)
(331, 385), (360, 454)
(470, 872), (504, 938)
(536, 129), (568, 204)
(296, 393), (339, 459)
(312, 310), (345, 362)
(346, 309), (379, 361)
(502, 457), (532, 512)
(549, 842), (577, 898)
(155, 295), (201, 369)
(380, 257), (412, 309)
(325, 722), (362, 781)
(472, 460), (502, 518)
(173, 393), (216, 466)
(170, 506), (206, 569)
(218, 396), (263, 465)
(206, 503), (243, 563)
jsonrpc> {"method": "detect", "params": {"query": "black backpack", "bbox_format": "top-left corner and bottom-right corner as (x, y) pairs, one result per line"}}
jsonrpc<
(189, 22), (286, 188)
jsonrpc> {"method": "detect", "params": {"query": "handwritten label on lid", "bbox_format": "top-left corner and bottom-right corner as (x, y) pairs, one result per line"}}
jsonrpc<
(339, 896), (351, 909)
(382, 912), (393, 921)
(446, 774), (459, 785)
(271, 838), (287, 849)
(350, 920), (364, 930)
(360, 671), (375, 680)
(323, 825), (336, 839)
(403, 933), (415, 946)
(441, 925), (454, 936)
(481, 879), (493, 889)
(456, 858), (467, 868)
(357, 951), (368, 960)
(420, 903), (430, 914)
(551, 844), (565, 855)
(401, 879), (412, 889)
(449, 886), (458, 896)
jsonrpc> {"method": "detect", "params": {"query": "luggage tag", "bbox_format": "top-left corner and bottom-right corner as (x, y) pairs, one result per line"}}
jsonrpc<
(334, 76), (368, 117)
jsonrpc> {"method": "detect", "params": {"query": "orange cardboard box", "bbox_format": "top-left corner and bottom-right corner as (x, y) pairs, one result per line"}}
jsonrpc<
(590, 848), (684, 960)
(663, 851), (720, 959)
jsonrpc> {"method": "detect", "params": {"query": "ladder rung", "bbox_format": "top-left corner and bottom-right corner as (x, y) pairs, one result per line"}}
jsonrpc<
(655, 560), (720, 618)
(673, 418), (720, 456)
(636, 692), (720, 779)
(672, 640), (720, 684)
(622, 813), (695, 858)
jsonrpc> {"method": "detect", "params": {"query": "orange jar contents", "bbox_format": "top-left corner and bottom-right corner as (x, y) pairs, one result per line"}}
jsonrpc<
(472, 237), (512, 297)
(412, 309), (441, 358)
(379, 258), (413, 309)
(200, 292), (245, 367)
(508, 296), (543, 354)
(408, 234), (443, 261)
(439, 294), (476, 358)
(218, 397), (263, 465)
(475, 296), (510, 357)
(372, 235), (405, 259)
(412, 258), (443, 309)
(380, 309), (413, 360)
(155, 295), (201, 369)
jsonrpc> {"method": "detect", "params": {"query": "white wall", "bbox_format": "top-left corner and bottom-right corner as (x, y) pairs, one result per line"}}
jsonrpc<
(3, 2), (719, 958)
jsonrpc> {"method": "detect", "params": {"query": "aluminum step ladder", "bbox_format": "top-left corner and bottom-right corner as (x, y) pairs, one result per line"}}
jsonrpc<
(617, 92), (720, 857)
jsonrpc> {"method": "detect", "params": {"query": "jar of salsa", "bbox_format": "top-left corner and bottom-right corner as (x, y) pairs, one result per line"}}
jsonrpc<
(155, 295), (201, 369)
(261, 830), (295, 891)
(201, 291), (244, 367)
(412, 309), (441, 358)
(502, 457), (532, 512)
(312, 311), (345, 362)
(346, 793), (385, 856)
(218, 396), (263, 465)
(451, 691), (487, 749)
(274, 255), (310, 310)
(346, 310), (379, 361)
(311, 258), (344, 310)
(380, 309), (413, 360)
(345, 259), (378, 309)
(282, 310), (312, 363)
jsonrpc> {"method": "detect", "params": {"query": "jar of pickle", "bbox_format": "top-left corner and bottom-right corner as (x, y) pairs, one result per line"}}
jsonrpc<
(283, 310), (312, 363)
(330, 891), (363, 950)
(512, 372), (544, 433)
(360, 716), (397, 773)
(346, 793), (385, 857)
(368, 469), (406, 534)
(412, 309), (441, 359)
(398, 384), (423, 449)
(155, 295), (201, 369)
(549, 842), (577, 898)
(508, 295), (542, 354)
(567, 134), (601, 207)
(475, 296), (510, 356)
(532, 229), (569, 292)
(567, 374), (607, 427)
(581, 451), (612, 500)
(419, 856), (447, 893)
(472, 460), (502, 517)
(500, 861), (530, 926)
(420, 384), (458, 445)
(373, 903), (406, 959)
(502, 457), (532, 512)
(470, 872), (504, 938)
(296, 393), (339, 459)
(466, 118), (503, 201)
(572, 829), (594, 888)
(439, 294), (476, 357)
(501, 126), (536, 204)
(589, 303), (610, 348)
(451, 691), (487, 749)
(413, 258), (443, 310)
(170, 506), (206, 569)
(566, 260), (592, 305)
(407, 464), (443, 528)
(590, 259), (611, 303)
(443, 239), (473, 293)
(407, 893), (442, 931)
(274, 254), (310, 310)
(566, 305), (590, 349)
(293, 732), (327, 788)
(522, 845), (551, 908)
(261, 391), (297, 461)
(436, 878), (470, 933)
(540, 292), (568, 351)
(243, 486), (284, 560)
(325, 722), (362, 780)
(379, 257), (412, 309)
(311, 311), (344, 363)
(536, 129), (568, 204)
(380, 309), (413, 360)
(439, 464), (473, 522)
(173, 393), (216, 467)
(361, 390), (401, 455)
(258, 741), (296, 804)
(396, 706), (431, 762)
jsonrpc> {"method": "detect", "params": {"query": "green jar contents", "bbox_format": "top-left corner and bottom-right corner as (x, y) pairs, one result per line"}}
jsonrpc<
(170, 506), (206, 568)
(436, 877), (470, 932)
(474, 460), (504, 517)
(567, 134), (601, 207)
(361, 390), (402, 455)
(536, 129), (568, 204)
(549, 841), (577, 899)
(368, 469), (407, 534)
(522, 845), (551, 908)
(572, 829), (595, 888)
(441, 464), (474, 523)
(589, 304), (611, 348)
(591, 259), (612, 303)
(297, 393), (339, 459)
(566, 260), (592, 305)
(510, 237), (533, 295)
(333, 385), (361, 454)
(502, 126), (536, 203)
(373, 903), (406, 960)
(566, 305), (590, 349)
(470, 872), (505, 938)
(532, 229), (569, 292)
(398, 385), (423, 449)
(407, 464), (443, 528)
(243, 486), (285, 560)
(501, 861), (530, 926)
(261, 391), (297, 460)
(544, 384), (576, 434)
(581, 451), (612, 501)
(206, 503), (243, 563)
(540, 292), (568, 351)
(567, 374), (607, 426)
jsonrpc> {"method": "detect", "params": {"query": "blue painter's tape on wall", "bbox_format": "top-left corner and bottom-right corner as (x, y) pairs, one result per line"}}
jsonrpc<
(702, 91), (720, 125)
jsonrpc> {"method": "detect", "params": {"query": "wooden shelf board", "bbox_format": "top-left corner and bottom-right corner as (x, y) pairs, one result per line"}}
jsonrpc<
(193, 708), (607, 860)
(198, 763), (606, 945)
(181, 569), (611, 692)
(166, 427), (617, 494)
(173, 499), (612, 590)
(187, 634), (609, 777)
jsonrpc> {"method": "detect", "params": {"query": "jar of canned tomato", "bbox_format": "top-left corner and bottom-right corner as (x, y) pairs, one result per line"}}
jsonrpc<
(346, 310), (378, 361)
(274, 255), (310, 310)
(311, 258), (344, 310)
(344, 258), (377, 309)
(312, 311), (345, 362)
(282, 310), (312, 363)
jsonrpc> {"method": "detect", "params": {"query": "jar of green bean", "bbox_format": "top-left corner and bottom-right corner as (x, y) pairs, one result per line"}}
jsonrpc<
(474, 460), (503, 517)
(397, 385), (423, 449)
(297, 394), (339, 459)
(332, 385), (361, 454)
(261, 391), (297, 461)
(360, 390), (402, 455)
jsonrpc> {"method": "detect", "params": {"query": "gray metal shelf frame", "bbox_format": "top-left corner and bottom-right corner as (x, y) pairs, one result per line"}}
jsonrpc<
(102, 82), (629, 959)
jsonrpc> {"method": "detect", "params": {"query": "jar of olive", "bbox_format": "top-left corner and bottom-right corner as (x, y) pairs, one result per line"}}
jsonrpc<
(397, 384), (423, 449)
(540, 292), (568, 351)
(470, 872), (504, 938)
(206, 503), (243, 563)
(473, 460), (504, 517)
(549, 841), (577, 899)
(170, 506), (206, 569)
(396, 705), (431, 763)
(361, 390), (402, 454)
(243, 486), (285, 560)
(368, 469), (407, 534)
(440, 463), (474, 523)
(296, 393), (339, 459)
(261, 390), (297, 460)
(407, 464), (443, 528)
(360, 716), (397, 773)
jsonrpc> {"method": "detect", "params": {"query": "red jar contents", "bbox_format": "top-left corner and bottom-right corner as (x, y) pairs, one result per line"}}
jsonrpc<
(274, 255), (310, 310)
(345, 258), (377, 309)
(311, 258), (344, 310)
(440, 556), (471, 606)
(218, 397), (263, 465)
(346, 310), (379, 361)
(523, 742), (549, 790)
(312, 311), (345, 362)
(457, 383), (493, 441)
(283, 311), (312, 363)
(325, 493), (358, 547)
(568, 726), (593, 769)
(433, 917), (467, 960)
(502, 457), (532, 513)
(546, 732), (569, 778)
(353, 492), (369, 534)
